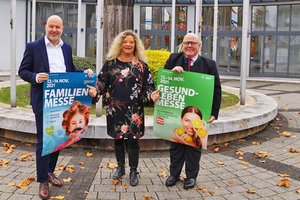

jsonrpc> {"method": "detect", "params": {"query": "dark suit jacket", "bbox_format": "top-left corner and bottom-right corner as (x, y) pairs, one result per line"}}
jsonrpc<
(18, 37), (76, 114)
(164, 52), (222, 119)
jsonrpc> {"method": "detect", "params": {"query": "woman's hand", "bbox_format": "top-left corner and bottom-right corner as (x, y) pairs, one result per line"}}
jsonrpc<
(84, 69), (94, 77)
(172, 66), (184, 73)
(207, 116), (216, 123)
(150, 89), (160, 102)
(87, 85), (97, 97)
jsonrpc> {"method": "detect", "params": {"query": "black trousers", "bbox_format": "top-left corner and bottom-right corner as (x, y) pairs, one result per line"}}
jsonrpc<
(114, 138), (140, 169)
(35, 113), (60, 183)
(169, 142), (201, 179)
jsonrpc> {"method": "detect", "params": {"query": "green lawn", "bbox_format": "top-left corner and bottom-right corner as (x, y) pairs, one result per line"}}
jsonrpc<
(0, 83), (239, 115)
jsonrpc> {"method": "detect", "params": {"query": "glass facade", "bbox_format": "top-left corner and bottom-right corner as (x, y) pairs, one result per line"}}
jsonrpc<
(36, 2), (78, 54)
(251, 4), (300, 77)
(32, 1), (300, 78)
(139, 3), (300, 78)
(140, 6), (187, 51)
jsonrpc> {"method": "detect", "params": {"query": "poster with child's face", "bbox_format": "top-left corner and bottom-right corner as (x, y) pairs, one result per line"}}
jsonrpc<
(42, 72), (96, 156)
(153, 69), (214, 149)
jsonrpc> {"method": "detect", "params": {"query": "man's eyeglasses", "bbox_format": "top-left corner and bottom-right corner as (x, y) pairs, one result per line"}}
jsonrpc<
(182, 41), (199, 46)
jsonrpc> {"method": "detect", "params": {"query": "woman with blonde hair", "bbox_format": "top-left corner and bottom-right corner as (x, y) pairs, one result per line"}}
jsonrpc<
(87, 30), (159, 186)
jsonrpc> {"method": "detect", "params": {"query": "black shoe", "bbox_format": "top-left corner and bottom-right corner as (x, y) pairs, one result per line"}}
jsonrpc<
(129, 171), (139, 186)
(183, 178), (196, 190)
(165, 176), (179, 187)
(113, 166), (125, 179)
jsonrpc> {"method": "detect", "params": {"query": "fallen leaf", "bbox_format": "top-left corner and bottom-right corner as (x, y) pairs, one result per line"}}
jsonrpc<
(236, 150), (244, 157)
(2, 142), (17, 154)
(289, 148), (300, 153)
(208, 190), (215, 196)
(108, 162), (118, 169)
(281, 131), (292, 137)
(158, 169), (168, 177)
(223, 143), (229, 147)
(240, 161), (249, 165)
(227, 180), (235, 186)
(275, 117), (281, 121)
(277, 179), (290, 187)
(179, 175), (186, 181)
(251, 141), (261, 145)
(236, 138), (246, 142)
(19, 152), (33, 162)
(111, 187), (117, 191)
(253, 151), (269, 158)
(247, 188), (256, 194)
(296, 188), (300, 193)
(65, 165), (75, 173)
(212, 146), (220, 153)
(197, 185), (206, 190)
(86, 152), (93, 157)
(277, 173), (289, 178)
(7, 182), (16, 186)
(217, 160), (224, 165)
(50, 195), (65, 199)
(0, 159), (9, 167)
(56, 164), (65, 171)
(143, 195), (155, 200)
(16, 177), (35, 189)
(123, 184), (129, 189)
(112, 179), (122, 185)
(63, 177), (72, 183)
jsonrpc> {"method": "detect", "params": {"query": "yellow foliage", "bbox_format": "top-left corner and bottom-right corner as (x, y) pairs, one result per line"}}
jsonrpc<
(145, 50), (171, 84)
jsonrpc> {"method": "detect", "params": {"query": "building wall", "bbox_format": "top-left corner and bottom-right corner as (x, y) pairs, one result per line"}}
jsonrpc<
(0, 0), (27, 72)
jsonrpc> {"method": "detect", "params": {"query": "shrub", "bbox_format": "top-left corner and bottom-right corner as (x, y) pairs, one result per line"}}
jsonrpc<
(145, 50), (171, 84)
(72, 56), (96, 71)
(73, 50), (172, 85)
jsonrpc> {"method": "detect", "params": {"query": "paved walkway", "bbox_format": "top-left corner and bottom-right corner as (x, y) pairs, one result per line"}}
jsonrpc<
(1, 79), (300, 200)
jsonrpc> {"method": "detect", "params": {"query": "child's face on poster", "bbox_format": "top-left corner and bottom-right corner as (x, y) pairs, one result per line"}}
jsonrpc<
(181, 112), (201, 136)
(68, 113), (86, 135)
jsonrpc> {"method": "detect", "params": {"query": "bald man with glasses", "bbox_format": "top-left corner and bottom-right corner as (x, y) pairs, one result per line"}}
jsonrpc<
(164, 33), (221, 190)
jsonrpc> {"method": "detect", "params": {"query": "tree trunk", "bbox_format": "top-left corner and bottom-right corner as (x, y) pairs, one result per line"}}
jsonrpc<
(103, 0), (134, 58)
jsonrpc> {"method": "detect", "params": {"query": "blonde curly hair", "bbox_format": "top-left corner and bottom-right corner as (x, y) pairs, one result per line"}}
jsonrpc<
(106, 30), (147, 63)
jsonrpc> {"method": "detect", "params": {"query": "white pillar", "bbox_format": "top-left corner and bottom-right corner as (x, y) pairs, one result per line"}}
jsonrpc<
(212, 0), (218, 60)
(171, 0), (176, 53)
(240, 0), (250, 105)
(10, 0), (16, 107)
(95, 0), (104, 117)
(195, 0), (202, 38)
(31, 0), (36, 42)
(76, 0), (83, 56)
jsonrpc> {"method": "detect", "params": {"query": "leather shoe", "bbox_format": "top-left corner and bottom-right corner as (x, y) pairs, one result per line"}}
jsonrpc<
(183, 178), (196, 190)
(129, 171), (139, 186)
(165, 176), (179, 187)
(113, 166), (125, 179)
(39, 182), (49, 200)
(48, 173), (64, 187)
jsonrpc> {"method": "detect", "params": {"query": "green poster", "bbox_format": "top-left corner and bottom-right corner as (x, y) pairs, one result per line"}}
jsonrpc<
(153, 69), (214, 149)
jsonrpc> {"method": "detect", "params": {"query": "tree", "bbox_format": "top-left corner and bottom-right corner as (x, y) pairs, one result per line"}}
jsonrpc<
(103, 0), (134, 55)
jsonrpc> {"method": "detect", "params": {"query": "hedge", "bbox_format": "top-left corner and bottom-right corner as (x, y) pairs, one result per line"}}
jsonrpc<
(73, 49), (171, 85)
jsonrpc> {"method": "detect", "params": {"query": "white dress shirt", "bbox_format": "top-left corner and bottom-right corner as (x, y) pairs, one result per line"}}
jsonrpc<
(45, 36), (66, 73)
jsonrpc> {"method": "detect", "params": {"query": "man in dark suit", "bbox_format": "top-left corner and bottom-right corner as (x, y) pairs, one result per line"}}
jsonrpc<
(164, 33), (221, 190)
(18, 15), (92, 199)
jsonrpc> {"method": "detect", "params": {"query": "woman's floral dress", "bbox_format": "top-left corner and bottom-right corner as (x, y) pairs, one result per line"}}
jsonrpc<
(95, 58), (155, 139)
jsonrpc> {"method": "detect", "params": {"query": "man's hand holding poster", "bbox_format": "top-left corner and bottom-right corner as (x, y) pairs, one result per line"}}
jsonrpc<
(153, 69), (214, 149)
(42, 72), (96, 156)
